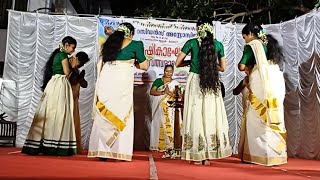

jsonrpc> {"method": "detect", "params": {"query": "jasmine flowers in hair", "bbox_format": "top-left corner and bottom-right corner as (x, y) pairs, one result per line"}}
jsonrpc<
(258, 29), (268, 45)
(196, 23), (215, 45)
(59, 42), (64, 52)
(115, 24), (131, 38)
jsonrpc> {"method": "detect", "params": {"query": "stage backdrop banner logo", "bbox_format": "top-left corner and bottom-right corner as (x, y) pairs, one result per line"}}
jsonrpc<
(98, 17), (197, 85)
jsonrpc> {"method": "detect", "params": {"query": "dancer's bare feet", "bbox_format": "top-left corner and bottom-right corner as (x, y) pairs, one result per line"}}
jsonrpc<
(193, 160), (210, 165)
(194, 161), (202, 165)
(189, 160), (210, 166)
(203, 160), (210, 165)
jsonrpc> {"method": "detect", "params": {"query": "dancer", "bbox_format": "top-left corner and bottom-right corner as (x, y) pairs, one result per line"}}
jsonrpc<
(149, 65), (182, 157)
(176, 17), (232, 165)
(68, 51), (90, 154)
(88, 22), (149, 161)
(22, 36), (78, 156)
(237, 22), (287, 166)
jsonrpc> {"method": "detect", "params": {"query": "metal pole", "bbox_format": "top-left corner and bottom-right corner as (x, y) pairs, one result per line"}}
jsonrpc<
(27, 0), (30, 11)
(268, 0), (272, 24)
(12, 0), (16, 10)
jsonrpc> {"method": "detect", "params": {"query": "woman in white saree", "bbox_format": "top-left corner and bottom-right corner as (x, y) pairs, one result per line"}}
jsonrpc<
(88, 22), (149, 161)
(237, 23), (287, 166)
(149, 65), (181, 157)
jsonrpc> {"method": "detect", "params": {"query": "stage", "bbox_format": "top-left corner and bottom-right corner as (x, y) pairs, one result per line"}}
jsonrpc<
(0, 147), (319, 180)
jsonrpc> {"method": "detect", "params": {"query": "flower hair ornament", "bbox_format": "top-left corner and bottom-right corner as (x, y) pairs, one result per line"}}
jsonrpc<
(115, 24), (131, 38)
(258, 29), (268, 45)
(59, 42), (64, 52)
(196, 23), (215, 45)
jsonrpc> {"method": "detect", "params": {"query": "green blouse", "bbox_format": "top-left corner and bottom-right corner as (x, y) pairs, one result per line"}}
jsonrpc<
(52, 51), (68, 75)
(181, 38), (225, 74)
(116, 40), (147, 63)
(151, 78), (164, 90)
(240, 45), (267, 66)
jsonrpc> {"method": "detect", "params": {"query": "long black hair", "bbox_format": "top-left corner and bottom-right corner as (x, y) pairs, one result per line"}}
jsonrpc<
(102, 22), (135, 62)
(266, 34), (284, 65)
(242, 22), (284, 65)
(41, 36), (77, 91)
(197, 17), (220, 95)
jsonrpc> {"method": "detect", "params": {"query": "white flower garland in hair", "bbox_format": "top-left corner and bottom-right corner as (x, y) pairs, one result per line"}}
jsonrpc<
(59, 42), (64, 52)
(196, 23), (215, 45)
(115, 24), (131, 38)
(258, 29), (268, 45)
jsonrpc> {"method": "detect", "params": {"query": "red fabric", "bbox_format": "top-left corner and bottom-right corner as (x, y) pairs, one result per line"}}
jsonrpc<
(0, 148), (149, 180)
(1, 148), (319, 180)
(151, 152), (320, 180)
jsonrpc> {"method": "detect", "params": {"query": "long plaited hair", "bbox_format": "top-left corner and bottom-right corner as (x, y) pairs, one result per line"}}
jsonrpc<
(197, 17), (220, 95)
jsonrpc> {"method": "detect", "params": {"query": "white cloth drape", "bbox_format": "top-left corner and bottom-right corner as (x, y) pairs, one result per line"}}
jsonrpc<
(3, 10), (320, 160)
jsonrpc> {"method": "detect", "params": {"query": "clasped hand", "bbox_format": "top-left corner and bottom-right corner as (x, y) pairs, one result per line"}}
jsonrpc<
(164, 85), (174, 97)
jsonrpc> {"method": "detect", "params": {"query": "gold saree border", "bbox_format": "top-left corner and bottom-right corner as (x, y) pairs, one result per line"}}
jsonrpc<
(275, 141), (286, 155)
(158, 97), (174, 150)
(181, 148), (232, 161)
(106, 131), (120, 146)
(97, 100), (126, 131)
(158, 122), (165, 150)
(238, 101), (248, 161)
(248, 90), (286, 141)
(242, 153), (287, 166)
(88, 151), (132, 161)
(96, 100), (133, 146)
(248, 92), (275, 124)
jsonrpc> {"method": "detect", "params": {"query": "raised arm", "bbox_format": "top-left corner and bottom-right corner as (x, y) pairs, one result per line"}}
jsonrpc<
(176, 39), (192, 67)
(175, 52), (188, 67)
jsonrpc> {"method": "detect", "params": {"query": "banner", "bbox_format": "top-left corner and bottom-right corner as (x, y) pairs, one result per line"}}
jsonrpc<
(98, 17), (198, 85)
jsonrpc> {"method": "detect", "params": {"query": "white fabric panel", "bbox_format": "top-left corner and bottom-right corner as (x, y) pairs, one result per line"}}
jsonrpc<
(4, 11), (38, 147)
(280, 10), (320, 160)
(3, 10), (320, 160)
(217, 23), (246, 154)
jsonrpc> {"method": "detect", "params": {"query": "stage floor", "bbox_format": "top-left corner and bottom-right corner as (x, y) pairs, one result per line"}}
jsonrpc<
(0, 147), (319, 180)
